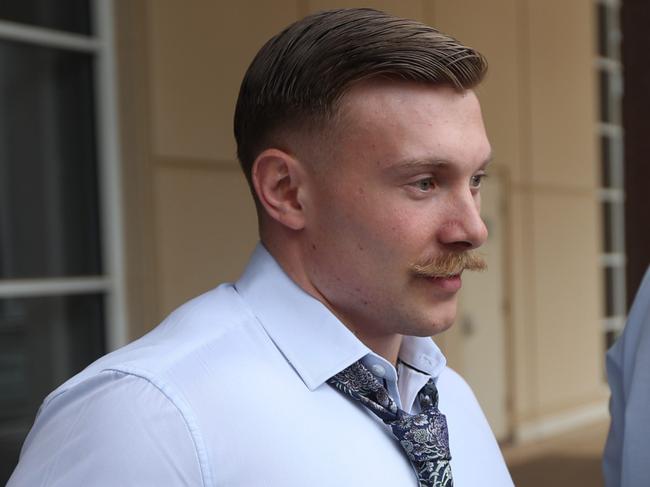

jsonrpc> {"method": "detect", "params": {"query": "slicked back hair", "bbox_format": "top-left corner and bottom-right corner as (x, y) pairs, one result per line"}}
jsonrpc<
(234, 8), (487, 188)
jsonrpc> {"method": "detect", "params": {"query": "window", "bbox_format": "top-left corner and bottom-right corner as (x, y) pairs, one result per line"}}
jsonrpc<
(0, 1), (125, 481)
(596, 0), (626, 350)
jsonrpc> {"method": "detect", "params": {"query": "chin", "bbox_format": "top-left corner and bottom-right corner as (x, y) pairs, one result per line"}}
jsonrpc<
(420, 301), (458, 336)
(407, 314), (456, 337)
(432, 317), (456, 335)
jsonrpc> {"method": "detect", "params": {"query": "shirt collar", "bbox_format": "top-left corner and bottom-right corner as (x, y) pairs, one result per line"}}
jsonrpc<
(399, 335), (447, 379)
(235, 243), (447, 390)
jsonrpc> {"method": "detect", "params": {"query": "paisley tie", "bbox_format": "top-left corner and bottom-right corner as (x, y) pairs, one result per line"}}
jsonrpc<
(327, 361), (453, 487)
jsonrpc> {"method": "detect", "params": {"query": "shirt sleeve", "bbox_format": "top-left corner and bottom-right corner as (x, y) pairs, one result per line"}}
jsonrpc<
(7, 370), (204, 487)
(603, 334), (625, 486)
(603, 267), (650, 487)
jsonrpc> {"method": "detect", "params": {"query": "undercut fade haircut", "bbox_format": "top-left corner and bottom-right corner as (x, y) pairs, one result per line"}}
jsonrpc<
(234, 8), (487, 186)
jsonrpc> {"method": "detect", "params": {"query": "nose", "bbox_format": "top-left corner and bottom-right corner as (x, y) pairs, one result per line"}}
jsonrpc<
(437, 191), (488, 251)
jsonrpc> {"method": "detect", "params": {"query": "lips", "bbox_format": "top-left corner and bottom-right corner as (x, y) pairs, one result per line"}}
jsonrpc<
(426, 274), (462, 292)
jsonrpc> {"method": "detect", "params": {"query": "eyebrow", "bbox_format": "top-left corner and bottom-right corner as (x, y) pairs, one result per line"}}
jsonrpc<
(481, 152), (494, 168)
(395, 158), (448, 170)
(392, 152), (493, 171)
(479, 152), (493, 170)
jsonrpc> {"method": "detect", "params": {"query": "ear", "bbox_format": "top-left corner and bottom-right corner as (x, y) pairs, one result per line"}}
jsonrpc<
(252, 148), (307, 230)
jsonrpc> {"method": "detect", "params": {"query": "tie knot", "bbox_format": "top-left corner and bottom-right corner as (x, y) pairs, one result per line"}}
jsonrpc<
(328, 360), (454, 486)
(329, 361), (399, 419)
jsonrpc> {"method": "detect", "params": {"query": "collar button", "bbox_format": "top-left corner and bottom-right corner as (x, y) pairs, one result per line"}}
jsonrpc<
(370, 364), (387, 378)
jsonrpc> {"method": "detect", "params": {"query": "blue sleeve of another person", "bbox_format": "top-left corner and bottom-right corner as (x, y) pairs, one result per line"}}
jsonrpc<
(603, 267), (650, 487)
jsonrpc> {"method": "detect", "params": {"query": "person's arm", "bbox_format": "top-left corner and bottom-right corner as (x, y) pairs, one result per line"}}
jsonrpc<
(603, 343), (624, 486)
(603, 267), (650, 487)
(8, 370), (204, 486)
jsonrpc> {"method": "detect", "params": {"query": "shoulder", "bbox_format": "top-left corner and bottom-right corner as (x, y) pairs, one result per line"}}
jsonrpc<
(436, 366), (492, 433)
(12, 283), (291, 486)
(40, 282), (286, 421)
(12, 284), (264, 486)
(10, 370), (208, 486)
(436, 366), (474, 395)
(436, 366), (484, 412)
(435, 366), (495, 434)
(436, 366), (514, 486)
(46, 283), (260, 404)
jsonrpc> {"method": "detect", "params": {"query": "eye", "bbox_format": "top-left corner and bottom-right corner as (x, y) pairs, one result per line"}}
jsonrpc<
(470, 172), (487, 189)
(411, 177), (435, 192)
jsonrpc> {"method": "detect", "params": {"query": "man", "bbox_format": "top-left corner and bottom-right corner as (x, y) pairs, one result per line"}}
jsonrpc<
(10, 8), (513, 486)
(603, 266), (650, 486)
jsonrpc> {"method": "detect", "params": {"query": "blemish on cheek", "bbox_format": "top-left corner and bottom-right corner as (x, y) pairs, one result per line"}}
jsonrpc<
(357, 244), (364, 251)
(311, 243), (317, 251)
(362, 300), (369, 306)
(358, 187), (365, 195)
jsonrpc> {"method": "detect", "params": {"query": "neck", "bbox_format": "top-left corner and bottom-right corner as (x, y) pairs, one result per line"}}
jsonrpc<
(353, 331), (404, 366)
(261, 233), (404, 366)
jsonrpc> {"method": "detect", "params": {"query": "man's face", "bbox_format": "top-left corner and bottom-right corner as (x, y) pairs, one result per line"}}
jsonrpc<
(298, 80), (491, 340)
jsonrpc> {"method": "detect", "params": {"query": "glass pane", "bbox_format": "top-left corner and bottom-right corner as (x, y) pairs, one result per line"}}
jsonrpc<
(597, 3), (608, 57)
(601, 201), (613, 253)
(0, 40), (101, 279)
(610, 72), (623, 125)
(0, 0), (91, 35)
(600, 135), (611, 188)
(0, 293), (105, 483)
(610, 136), (624, 189)
(599, 70), (611, 123)
(609, 6), (621, 61)
(604, 266), (615, 316)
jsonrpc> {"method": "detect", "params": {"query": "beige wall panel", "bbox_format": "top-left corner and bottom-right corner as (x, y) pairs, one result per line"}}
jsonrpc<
(509, 186), (537, 422)
(306, 0), (425, 20)
(531, 191), (603, 412)
(149, 0), (300, 161)
(430, 0), (524, 184)
(154, 164), (259, 319)
(527, 0), (598, 189)
(116, 0), (160, 340)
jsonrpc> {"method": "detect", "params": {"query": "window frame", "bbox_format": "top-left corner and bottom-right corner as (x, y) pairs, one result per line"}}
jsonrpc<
(0, 0), (127, 350)
(596, 0), (627, 346)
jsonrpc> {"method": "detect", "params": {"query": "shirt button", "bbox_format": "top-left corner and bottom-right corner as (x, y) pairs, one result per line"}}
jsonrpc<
(371, 364), (386, 378)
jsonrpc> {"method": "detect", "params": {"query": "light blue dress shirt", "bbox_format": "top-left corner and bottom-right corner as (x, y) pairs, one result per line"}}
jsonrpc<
(9, 244), (513, 486)
(604, 267), (650, 487)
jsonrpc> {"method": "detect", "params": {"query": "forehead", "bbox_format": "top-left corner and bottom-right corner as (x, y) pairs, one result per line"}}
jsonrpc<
(328, 80), (491, 171)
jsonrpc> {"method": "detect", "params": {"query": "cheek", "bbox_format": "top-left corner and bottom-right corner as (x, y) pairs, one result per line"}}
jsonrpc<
(362, 201), (432, 243)
(379, 209), (433, 245)
(314, 186), (432, 259)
